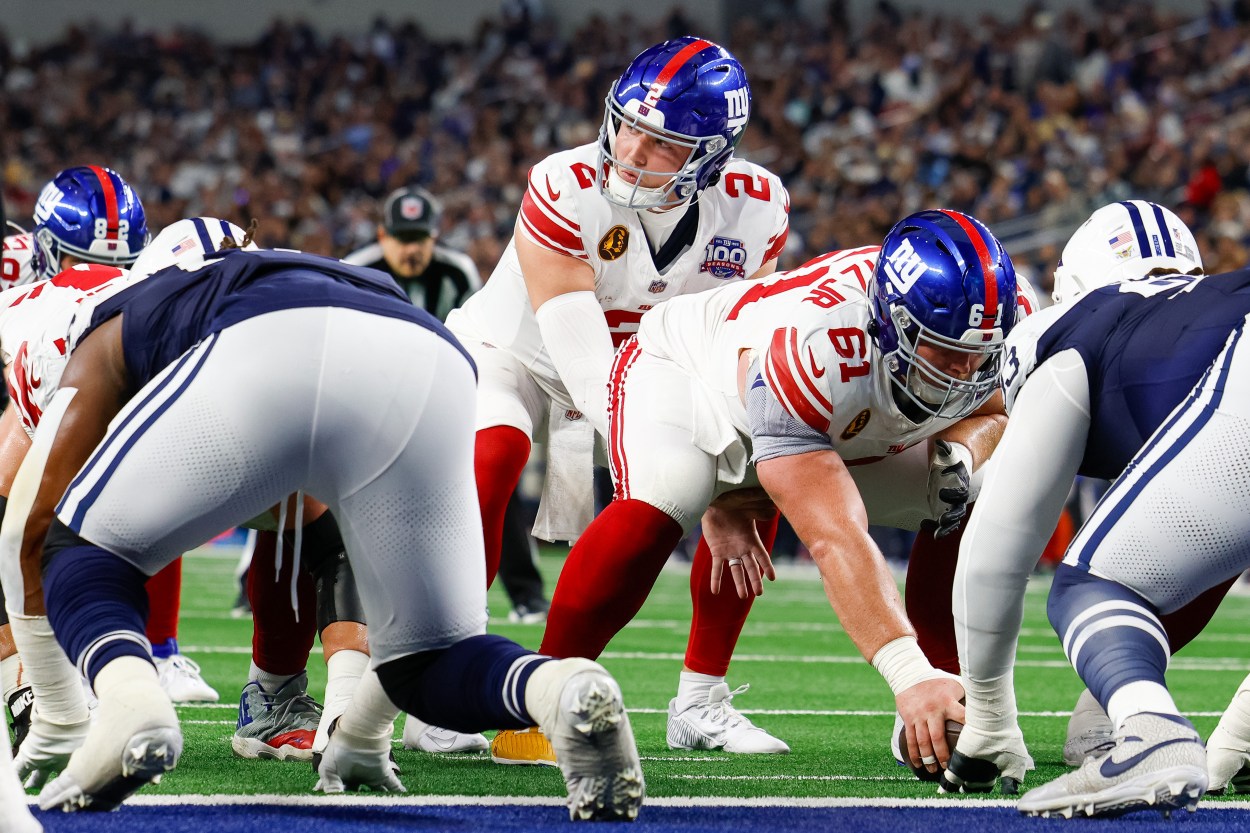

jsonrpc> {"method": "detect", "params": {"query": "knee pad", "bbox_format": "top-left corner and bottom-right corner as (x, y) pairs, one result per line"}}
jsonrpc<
(313, 550), (368, 633)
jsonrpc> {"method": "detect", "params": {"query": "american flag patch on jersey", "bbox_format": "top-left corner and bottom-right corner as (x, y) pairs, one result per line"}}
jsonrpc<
(171, 237), (197, 256)
(1108, 231), (1133, 248)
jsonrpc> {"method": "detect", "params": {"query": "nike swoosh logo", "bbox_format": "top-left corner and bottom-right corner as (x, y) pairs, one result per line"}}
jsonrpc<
(807, 346), (826, 378)
(1099, 737), (1195, 778)
(545, 176), (560, 201)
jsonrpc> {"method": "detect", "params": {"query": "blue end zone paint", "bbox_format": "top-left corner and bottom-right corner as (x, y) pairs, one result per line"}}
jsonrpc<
(29, 804), (1250, 833)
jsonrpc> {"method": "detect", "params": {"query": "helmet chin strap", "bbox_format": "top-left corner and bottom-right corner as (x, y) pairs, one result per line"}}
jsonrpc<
(604, 167), (686, 210)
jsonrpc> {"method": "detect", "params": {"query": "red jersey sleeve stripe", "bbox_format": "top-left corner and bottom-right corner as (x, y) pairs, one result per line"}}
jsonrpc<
(519, 190), (587, 258)
(763, 328), (832, 434)
(87, 165), (120, 240)
(526, 170), (580, 231)
(762, 224), (788, 264)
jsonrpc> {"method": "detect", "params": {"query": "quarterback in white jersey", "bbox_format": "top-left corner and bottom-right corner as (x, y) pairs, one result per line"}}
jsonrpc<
(451, 36), (790, 765)
(448, 143), (786, 403)
(541, 209), (1022, 772)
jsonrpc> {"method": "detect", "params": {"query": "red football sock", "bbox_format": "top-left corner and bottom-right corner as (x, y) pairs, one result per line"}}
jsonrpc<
(475, 425), (531, 587)
(541, 499), (683, 659)
(248, 530), (317, 677)
(144, 557), (182, 645)
(904, 516), (967, 675)
(1162, 576), (1238, 652)
(685, 513), (780, 676)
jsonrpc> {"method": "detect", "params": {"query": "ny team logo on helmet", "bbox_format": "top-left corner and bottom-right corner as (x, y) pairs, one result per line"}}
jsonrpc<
(871, 209), (1018, 421)
(1052, 200), (1202, 305)
(598, 36), (751, 209)
(32, 165), (150, 280)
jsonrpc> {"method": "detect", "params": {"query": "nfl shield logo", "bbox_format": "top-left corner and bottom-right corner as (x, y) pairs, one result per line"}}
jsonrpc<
(648, 279), (668, 293)
(401, 197), (424, 220)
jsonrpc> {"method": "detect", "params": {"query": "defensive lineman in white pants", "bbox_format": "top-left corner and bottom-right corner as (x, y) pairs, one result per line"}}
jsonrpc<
(4, 246), (643, 819)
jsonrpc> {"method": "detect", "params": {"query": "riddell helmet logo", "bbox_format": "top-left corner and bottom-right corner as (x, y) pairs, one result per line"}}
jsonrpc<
(599, 226), (629, 261)
(840, 409), (871, 440)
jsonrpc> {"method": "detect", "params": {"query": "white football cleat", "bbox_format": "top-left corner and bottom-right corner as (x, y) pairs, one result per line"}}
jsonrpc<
(667, 683), (789, 754)
(155, 654), (219, 703)
(528, 658), (644, 821)
(37, 669), (181, 812)
(402, 715), (488, 753)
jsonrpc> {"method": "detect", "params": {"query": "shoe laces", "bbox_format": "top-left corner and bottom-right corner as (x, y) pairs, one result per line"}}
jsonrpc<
(159, 654), (204, 682)
(695, 683), (752, 729)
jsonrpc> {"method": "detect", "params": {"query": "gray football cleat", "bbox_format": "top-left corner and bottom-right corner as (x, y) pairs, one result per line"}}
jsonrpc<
(1063, 688), (1115, 766)
(1019, 712), (1206, 819)
(232, 673), (322, 761)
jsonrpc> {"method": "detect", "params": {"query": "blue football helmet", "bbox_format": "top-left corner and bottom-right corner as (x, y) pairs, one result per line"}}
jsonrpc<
(32, 165), (149, 280)
(598, 36), (751, 209)
(870, 209), (1018, 421)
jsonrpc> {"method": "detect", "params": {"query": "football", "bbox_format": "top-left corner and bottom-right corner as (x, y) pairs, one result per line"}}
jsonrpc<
(898, 720), (964, 782)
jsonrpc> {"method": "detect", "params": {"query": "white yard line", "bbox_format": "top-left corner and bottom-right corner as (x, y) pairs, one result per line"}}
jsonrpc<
(39, 793), (1250, 810)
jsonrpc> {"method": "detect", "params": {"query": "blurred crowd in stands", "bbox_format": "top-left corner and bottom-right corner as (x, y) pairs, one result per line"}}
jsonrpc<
(4, 0), (1250, 301)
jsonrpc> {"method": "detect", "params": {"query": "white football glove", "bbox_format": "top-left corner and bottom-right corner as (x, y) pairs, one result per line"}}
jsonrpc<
(14, 710), (91, 789)
(938, 722), (1034, 795)
(927, 441), (972, 538)
(313, 720), (404, 794)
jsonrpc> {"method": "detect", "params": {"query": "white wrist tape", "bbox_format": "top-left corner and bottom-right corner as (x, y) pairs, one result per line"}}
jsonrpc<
(335, 666), (400, 743)
(7, 612), (89, 725)
(871, 636), (949, 697)
(535, 291), (615, 436)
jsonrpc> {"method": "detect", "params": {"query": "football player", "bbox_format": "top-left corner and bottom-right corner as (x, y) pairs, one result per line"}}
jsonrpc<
(0, 212), (252, 786)
(0, 169), (221, 776)
(446, 35), (791, 762)
(942, 200), (1250, 817)
(537, 209), (1020, 772)
(7, 242), (643, 818)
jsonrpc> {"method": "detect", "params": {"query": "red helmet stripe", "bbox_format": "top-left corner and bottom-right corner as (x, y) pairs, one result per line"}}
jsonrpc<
(939, 209), (998, 330)
(87, 165), (121, 240)
(653, 39), (713, 88)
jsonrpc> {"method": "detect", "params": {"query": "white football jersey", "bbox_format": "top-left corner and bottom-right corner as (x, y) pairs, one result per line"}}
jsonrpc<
(0, 263), (132, 436)
(447, 142), (789, 397)
(638, 244), (1035, 463)
(2, 233), (37, 291)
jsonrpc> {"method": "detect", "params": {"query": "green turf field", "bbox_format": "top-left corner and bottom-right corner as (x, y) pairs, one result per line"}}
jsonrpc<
(154, 542), (1250, 803)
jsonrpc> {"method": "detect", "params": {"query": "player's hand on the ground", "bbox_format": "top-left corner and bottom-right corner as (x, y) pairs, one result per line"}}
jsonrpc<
(702, 492), (777, 599)
(313, 722), (405, 794)
(938, 722), (1034, 795)
(895, 676), (966, 776)
(15, 713), (91, 789)
(926, 440), (972, 538)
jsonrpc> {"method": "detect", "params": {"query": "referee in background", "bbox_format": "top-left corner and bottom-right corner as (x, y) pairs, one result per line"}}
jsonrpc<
(344, 186), (481, 319)
(345, 186), (550, 624)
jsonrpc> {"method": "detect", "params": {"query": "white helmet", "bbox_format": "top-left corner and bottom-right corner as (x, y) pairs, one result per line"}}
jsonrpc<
(129, 216), (255, 280)
(1052, 200), (1202, 304)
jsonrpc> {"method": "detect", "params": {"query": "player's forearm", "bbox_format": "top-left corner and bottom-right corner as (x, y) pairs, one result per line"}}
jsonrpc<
(808, 526), (913, 661)
(535, 291), (615, 434)
(934, 411), (1007, 470)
